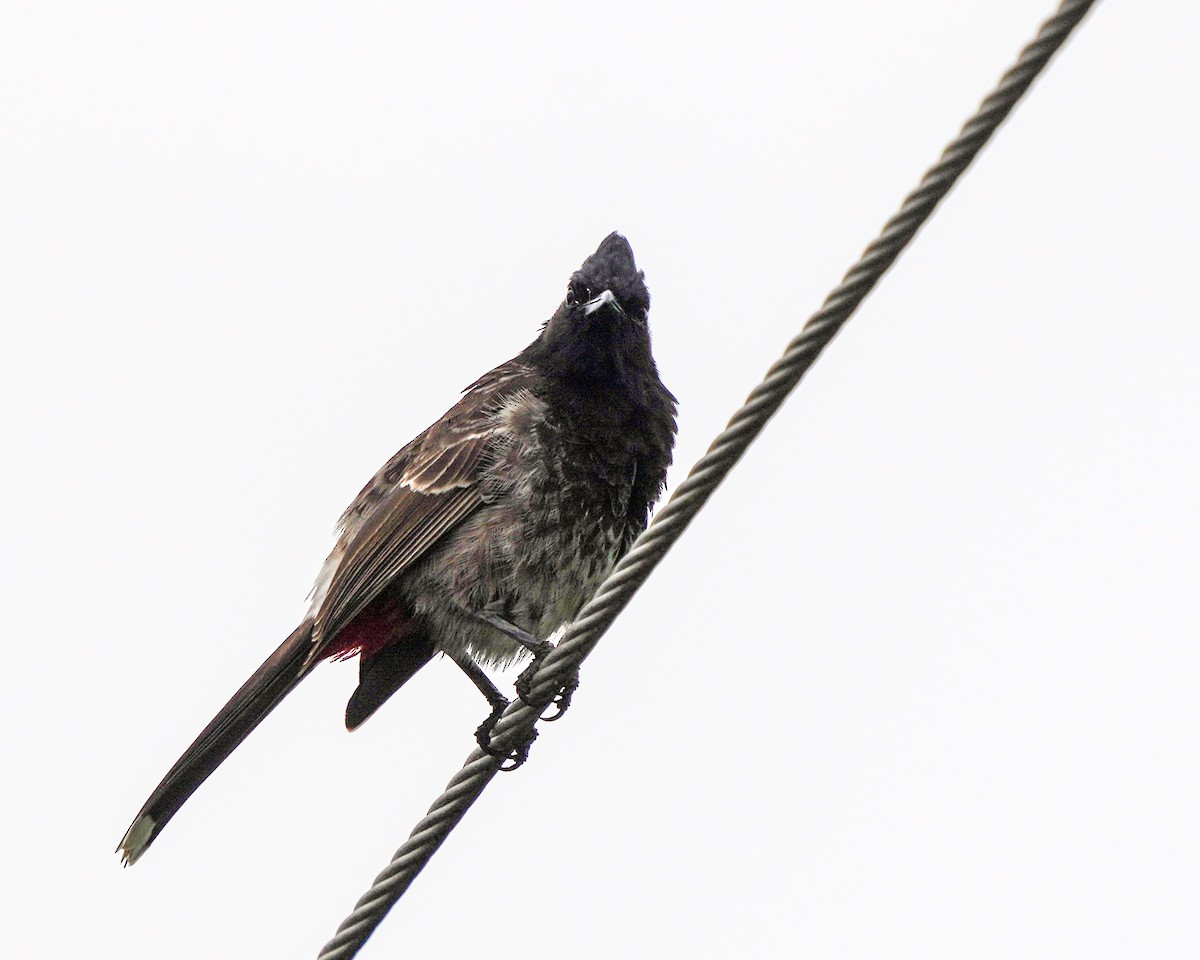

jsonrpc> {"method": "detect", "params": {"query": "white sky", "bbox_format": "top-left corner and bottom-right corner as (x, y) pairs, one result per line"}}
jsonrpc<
(3, 2), (1198, 958)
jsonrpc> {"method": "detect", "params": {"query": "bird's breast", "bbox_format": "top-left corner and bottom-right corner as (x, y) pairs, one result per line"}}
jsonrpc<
(489, 397), (636, 633)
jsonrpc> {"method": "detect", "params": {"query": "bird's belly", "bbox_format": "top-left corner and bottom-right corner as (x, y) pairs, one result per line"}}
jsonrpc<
(516, 517), (623, 637)
(403, 495), (626, 669)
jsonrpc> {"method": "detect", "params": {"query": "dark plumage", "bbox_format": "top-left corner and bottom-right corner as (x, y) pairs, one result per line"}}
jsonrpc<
(118, 233), (677, 865)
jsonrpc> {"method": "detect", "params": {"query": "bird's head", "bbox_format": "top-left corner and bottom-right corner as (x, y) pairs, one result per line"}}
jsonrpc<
(565, 232), (650, 326)
(529, 232), (655, 382)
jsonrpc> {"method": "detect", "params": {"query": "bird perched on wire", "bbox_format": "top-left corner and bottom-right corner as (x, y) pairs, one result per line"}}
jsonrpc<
(118, 232), (677, 866)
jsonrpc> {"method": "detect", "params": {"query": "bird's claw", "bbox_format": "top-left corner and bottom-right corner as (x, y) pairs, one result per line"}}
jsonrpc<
(540, 674), (579, 722)
(475, 699), (537, 771)
(496, 737), (534, 771)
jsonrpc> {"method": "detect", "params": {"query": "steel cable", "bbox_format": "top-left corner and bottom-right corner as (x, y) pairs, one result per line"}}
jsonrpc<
(317, 1), (1099, 955)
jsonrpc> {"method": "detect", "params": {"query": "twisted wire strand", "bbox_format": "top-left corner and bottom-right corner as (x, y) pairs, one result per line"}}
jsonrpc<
(317, 2), (1098, 955)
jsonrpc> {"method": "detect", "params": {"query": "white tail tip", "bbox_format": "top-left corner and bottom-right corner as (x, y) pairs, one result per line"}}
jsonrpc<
(117, 815), (156, 866)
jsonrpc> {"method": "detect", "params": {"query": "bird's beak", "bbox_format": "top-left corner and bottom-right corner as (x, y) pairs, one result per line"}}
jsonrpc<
(583, 289), (625, 318)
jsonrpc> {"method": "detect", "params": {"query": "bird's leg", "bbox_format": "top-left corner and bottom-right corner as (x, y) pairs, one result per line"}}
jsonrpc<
(473, 610), (554, 659)
(473, 610), (578, 722)
(448, 648), (535, 771)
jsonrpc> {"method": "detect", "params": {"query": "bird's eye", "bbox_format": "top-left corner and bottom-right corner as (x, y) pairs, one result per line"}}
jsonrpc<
(566, 280), (591, 307)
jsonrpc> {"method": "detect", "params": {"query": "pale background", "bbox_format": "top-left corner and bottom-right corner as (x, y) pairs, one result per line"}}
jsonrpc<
(3, 2), (1197, 958)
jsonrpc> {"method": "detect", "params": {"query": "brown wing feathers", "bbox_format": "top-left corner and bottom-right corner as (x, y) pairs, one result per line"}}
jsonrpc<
(313, 363), (530, 647)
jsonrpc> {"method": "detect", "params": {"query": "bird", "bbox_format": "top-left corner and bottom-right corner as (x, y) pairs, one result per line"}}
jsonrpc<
(118, 232), (677, 866)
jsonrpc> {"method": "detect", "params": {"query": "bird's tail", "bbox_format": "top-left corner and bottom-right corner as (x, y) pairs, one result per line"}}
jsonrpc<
(118, 620), (317, 865)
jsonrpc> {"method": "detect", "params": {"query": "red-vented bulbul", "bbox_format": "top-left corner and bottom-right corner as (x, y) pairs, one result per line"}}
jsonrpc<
(118, 233), (677, 865)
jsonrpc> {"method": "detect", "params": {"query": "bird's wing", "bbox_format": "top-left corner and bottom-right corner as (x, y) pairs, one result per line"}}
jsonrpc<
(312, 361), (531, 649)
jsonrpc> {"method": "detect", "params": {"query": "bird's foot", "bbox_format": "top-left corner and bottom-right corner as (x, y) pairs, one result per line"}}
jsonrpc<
(516, 661), (580, 722)
(474, 699), (537, 771)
